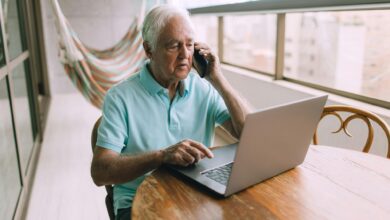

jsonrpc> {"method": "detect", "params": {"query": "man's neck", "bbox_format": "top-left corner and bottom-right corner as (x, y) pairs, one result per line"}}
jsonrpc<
(148, 63), (179, 100)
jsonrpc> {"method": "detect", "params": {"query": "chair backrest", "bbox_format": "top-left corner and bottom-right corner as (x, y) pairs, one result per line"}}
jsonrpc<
(91, 116), (115, 220)
(91, 117), (102, 151)
(313, 105), (390, 158)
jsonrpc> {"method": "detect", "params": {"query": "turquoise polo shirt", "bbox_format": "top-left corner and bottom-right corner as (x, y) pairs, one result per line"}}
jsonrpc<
(96, 62), (231, 214)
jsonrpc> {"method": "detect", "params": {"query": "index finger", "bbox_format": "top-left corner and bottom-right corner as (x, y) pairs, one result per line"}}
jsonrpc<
(186, 139), (214, 158)
(194, 42), (209, 51)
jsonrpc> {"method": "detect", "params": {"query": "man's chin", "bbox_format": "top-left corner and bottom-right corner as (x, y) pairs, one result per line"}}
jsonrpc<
(175, 70), (190, 80)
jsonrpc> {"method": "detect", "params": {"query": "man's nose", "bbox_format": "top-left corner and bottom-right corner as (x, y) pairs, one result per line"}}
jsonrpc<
(179, 45), (191, 58)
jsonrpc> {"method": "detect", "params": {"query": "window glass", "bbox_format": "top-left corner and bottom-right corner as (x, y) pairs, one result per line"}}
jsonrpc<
(3, 0), (24, 59)
(0, 77), (22, 220)
(0, 24), (5, 67)
(285, 10), (390, 102)
(171, 0), (258, 8)
(223, 14), (277, 73)
(11, 60), (34, 172)
(191, 15), (218, 54)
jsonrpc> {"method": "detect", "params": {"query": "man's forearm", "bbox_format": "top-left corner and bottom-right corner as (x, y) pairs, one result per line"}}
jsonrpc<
(92, 149), (164, 186)
(92, 139), (214, 186)
(210, 75), (252, 137)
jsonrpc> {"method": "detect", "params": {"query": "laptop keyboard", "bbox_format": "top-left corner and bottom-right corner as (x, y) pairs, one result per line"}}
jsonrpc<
(202, 162), (233, 186)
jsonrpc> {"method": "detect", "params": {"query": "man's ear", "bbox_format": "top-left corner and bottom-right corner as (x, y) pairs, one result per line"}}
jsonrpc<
(143, 42), (153, 59)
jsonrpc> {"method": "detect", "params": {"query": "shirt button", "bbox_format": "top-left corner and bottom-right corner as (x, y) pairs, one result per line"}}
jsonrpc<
(171, 123), (178, 129)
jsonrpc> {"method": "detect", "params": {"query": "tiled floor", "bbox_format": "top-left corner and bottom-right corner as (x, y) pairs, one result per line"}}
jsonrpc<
(25, 93), (108, 220)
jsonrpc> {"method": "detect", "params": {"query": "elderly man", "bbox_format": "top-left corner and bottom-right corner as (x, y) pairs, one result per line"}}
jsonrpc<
(91, 4), (251, 220)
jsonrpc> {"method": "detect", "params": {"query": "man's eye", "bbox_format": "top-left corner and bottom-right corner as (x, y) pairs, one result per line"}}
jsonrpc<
(168, 44), (179, 50)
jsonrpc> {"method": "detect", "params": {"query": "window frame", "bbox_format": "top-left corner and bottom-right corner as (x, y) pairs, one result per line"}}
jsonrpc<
(0, 0), (50, 218)
(189, 0), (390, 109)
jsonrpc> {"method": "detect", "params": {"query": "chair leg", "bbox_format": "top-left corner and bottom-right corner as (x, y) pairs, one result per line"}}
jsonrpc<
(105, 195), (115, 220)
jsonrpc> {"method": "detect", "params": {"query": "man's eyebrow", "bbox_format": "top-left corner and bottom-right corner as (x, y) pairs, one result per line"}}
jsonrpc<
(165, 39), (180, 46)
(186, 37), (195, 43)
(165, 38), (194, 46)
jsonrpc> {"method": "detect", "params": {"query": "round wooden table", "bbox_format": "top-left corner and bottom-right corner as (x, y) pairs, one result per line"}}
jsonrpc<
(132, 145), (390, 220)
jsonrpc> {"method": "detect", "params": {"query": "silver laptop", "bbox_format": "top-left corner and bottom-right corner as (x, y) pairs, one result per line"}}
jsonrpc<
(166, 95), (327, 197)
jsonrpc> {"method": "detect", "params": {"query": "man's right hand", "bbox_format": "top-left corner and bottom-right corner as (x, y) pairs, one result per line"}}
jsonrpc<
(161, 139), (214, 166)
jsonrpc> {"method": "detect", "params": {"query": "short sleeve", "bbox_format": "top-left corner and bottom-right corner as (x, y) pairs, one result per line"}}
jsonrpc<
(210, 87), (231, 126)
(96, 89), (128, 153)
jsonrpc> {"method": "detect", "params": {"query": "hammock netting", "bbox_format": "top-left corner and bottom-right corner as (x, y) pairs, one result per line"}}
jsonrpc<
(52, 0), (147, 108)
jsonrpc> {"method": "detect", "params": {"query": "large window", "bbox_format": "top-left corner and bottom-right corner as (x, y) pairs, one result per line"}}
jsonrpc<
(0, 77), (22, 220)
(223, 14), (277, 74)
(285, 10), (390, 103)
(170, 0), (257, 9)
(0, 0), (49, 218)
(11, 60), (34, 173)
(188, 2), (390, 107)
(191, 15), (218, 53)
(3, 0), (25, 60)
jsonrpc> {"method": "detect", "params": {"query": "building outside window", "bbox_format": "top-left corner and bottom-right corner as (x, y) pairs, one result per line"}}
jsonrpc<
(223, 14), (277, 74)
(285, 10), (390, 103)
(191, 15), (219, 53)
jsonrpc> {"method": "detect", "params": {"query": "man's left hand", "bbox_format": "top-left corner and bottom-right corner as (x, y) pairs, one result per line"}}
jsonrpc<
(194, 42), (224, 85)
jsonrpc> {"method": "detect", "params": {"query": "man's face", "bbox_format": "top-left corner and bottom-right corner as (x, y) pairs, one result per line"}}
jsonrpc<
(148, 16), (195, 82)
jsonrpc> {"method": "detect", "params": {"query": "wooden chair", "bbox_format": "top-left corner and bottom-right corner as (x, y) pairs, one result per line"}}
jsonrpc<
(91, 116), (115, 220)
(313, 105), (390, 158)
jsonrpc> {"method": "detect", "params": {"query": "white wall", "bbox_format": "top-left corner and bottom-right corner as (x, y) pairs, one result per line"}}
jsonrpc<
(39, 0), (145, 94)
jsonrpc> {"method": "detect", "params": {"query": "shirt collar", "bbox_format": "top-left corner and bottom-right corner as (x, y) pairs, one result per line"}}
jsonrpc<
(139, 62), (190, 97)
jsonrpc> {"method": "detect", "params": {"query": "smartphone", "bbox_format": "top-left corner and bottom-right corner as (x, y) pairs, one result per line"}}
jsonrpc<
(192, 49), (208, 78)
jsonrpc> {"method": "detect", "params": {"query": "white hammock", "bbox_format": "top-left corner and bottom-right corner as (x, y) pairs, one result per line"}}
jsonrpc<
(50, 0), (149, 108)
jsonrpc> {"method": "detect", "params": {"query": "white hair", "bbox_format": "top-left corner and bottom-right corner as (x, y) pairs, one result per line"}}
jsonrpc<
(142, 5), (195, 51)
